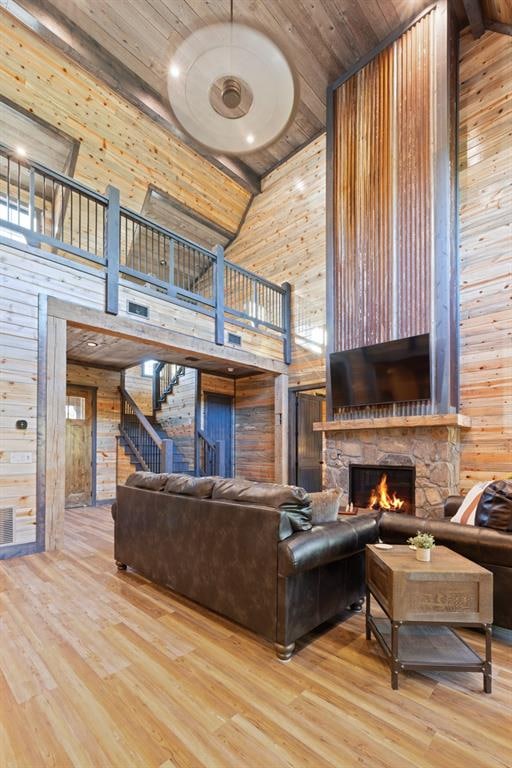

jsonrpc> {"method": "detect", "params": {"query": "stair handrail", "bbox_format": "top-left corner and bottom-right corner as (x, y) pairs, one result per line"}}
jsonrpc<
(120, 386), (163, 448)
(120, 385), (175, 473)
(153, 362), (187, 411)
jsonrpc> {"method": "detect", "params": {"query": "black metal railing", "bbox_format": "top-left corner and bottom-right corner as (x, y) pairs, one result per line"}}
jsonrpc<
(0, 143), (291, 362)
(153, 362), (186, 412)
(197, 430), (226, 476)
(119, 387), (174, 472)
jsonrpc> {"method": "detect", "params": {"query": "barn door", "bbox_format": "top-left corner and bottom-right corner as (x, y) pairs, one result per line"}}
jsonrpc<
(205, 393), (233, 477)
(65, 385), (95, 507)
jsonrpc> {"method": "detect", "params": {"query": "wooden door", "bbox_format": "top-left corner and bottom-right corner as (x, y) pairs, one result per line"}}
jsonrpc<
(205, 393), (233, 477)
(65, 385), (95, 507)
(291, 392), (325, 491)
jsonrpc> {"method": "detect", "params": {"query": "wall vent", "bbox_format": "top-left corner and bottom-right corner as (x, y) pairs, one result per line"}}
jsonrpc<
(227, 332), (242, 346)
(0, 508), (14, 546)
(127, 301), (149, 318)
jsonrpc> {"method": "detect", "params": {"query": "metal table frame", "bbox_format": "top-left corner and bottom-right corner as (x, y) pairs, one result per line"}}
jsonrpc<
(365, 586), (492, 692)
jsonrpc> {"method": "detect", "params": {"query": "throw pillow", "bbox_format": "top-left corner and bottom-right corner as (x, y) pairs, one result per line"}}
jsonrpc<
(475, 480), (512, 531)
(309, 488), (342, 525)
(451, 481), (493, 525)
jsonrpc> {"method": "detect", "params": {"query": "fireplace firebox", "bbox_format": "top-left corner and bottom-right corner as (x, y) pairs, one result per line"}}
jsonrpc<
(349, 464), (416, 515)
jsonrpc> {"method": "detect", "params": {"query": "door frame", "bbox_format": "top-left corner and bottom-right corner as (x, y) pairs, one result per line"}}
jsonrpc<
(66, 383), (97, 507)
(203, 389), (235, 477)
(288, 383), (326, 487)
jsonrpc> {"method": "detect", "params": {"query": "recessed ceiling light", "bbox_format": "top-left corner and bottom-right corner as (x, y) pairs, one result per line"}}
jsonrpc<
(246, 133), (255, 145)
(170, 64), (180, 79)
(227, 367), (234, 372)
(86, 341), (98, 347)
(15, 146), (27, 157)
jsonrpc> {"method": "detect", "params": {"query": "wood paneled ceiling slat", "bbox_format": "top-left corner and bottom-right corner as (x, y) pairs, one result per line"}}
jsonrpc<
(9, 0), (503, 176)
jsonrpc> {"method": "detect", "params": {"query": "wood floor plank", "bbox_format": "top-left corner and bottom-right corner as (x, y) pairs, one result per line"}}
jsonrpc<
(0, 504), (510, 768)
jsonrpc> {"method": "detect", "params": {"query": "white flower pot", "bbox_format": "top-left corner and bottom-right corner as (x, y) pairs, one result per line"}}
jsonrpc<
(416, 548), (431, 562)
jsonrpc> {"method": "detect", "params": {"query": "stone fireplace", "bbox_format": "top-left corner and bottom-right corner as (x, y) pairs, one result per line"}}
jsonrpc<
(315, 415), (470, 518)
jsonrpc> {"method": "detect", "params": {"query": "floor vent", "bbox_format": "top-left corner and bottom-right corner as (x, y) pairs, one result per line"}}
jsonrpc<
(0, 507), (14, 546)
(227, 332), (242, 346)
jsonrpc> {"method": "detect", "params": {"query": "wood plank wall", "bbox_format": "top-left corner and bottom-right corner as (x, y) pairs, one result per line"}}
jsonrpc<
(458, 29), (512, 490)
(332, 9), (434, 353)
(156, 368), (197, 473)
(0, 9), (249, 235)
(234, 374), (275, 482)
(227, 136), (326, 388)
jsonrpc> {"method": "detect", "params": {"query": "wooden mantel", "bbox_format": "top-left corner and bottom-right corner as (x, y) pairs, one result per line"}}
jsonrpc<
(314, 414), (472, 432)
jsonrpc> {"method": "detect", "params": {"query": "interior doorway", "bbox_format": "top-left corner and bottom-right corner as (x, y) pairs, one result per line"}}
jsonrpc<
(65, 384), (96, 507)
(204, 392), (234, 477)
(289, 388), (326, 491)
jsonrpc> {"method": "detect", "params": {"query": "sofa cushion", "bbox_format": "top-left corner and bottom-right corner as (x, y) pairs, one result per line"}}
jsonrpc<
(278, 515), (379, 576)
(379, 511), (512, 569)
(125, 471), (170, 491)
(476, 480), (512, 531)
(164, 474), (219, 498)
(212, 478), (312, 531)
(310, 488), (342, 524)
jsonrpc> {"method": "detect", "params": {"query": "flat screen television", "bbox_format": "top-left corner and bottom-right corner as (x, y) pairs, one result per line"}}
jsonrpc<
(330, 333), (430, 408)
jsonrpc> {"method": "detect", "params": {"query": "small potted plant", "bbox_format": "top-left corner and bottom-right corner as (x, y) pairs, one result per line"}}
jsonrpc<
(407, 531), (435, 562)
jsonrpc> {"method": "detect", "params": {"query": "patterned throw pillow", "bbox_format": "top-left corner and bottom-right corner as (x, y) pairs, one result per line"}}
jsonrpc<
(309, 488), (342, 525)
(451, 481), (493, 525)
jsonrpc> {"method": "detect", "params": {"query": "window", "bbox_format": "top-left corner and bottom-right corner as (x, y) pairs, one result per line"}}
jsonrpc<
(65, 396), (85, 420)
(141, 360), (158, 377)
(0, 200), (30, 243)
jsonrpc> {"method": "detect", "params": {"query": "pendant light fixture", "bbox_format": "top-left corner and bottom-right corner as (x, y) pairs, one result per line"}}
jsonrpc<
(167, 1), (296, 155)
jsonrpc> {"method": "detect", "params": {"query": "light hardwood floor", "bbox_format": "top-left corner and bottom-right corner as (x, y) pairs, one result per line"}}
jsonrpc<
(1, 506), (511, 768)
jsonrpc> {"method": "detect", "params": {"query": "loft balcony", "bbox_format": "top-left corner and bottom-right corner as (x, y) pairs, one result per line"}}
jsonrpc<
(0, 143), (291, 365)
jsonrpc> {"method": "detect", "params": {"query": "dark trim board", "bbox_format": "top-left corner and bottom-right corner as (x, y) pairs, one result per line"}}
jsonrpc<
(0, 541), (44, 560)
(36, 293), (48, 552)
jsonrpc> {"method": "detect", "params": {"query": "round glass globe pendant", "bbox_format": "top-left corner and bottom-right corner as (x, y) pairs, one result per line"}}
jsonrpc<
(168, 22), (296, 155)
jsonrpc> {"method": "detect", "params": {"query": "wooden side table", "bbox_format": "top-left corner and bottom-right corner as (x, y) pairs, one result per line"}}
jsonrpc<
(365, 544), (493, 692)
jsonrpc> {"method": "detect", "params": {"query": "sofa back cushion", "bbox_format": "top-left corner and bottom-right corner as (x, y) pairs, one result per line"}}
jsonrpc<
(164, 474), (220, 498)
(212, 478), (312, 531)
(475, 480), (512, 531)
(125, 471), (170, 491)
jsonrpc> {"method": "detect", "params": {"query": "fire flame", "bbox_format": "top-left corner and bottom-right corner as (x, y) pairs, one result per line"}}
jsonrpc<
(369, 474), (405, 511)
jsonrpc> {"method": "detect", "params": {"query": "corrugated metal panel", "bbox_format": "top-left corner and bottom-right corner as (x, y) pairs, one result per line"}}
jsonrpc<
(333, 9), (435, 354)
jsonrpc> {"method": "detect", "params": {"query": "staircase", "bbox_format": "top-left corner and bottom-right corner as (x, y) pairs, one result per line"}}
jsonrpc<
(118, 365), (195, 475)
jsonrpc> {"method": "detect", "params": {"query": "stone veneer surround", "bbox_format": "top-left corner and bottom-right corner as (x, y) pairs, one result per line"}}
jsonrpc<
(324, 426), (462, 519)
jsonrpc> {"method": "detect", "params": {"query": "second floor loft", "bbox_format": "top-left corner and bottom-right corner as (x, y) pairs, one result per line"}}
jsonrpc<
(0, 143), (292, 365)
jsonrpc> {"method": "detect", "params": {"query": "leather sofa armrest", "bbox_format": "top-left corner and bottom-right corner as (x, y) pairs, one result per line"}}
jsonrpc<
(445, 495), (464, 518)
(278, 514), (379, 577)
(379, 512), (512, 568)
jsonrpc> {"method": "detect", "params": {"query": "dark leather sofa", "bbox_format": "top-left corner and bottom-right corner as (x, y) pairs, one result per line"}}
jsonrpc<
(112, 476), (379, 659)
(379, 496), (512, 630)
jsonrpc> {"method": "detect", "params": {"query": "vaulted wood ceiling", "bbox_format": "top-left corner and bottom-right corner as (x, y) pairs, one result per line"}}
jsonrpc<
(7, 0), (511, 185)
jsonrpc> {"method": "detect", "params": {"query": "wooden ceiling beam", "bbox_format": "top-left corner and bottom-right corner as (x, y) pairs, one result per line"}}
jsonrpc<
(3, 0), (261, 195)
(462, 0), (485, 38)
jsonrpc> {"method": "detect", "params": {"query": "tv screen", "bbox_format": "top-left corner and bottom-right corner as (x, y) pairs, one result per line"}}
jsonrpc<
(330, 334), (430, 408)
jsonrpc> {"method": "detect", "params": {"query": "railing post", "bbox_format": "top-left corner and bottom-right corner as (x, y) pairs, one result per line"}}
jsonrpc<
(161, 439), (174, 473)
(105, 184), (120, 315)
(282, 282), (292, 365)
(215, 440), (226, 477)
(214, 244), (225, 346)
